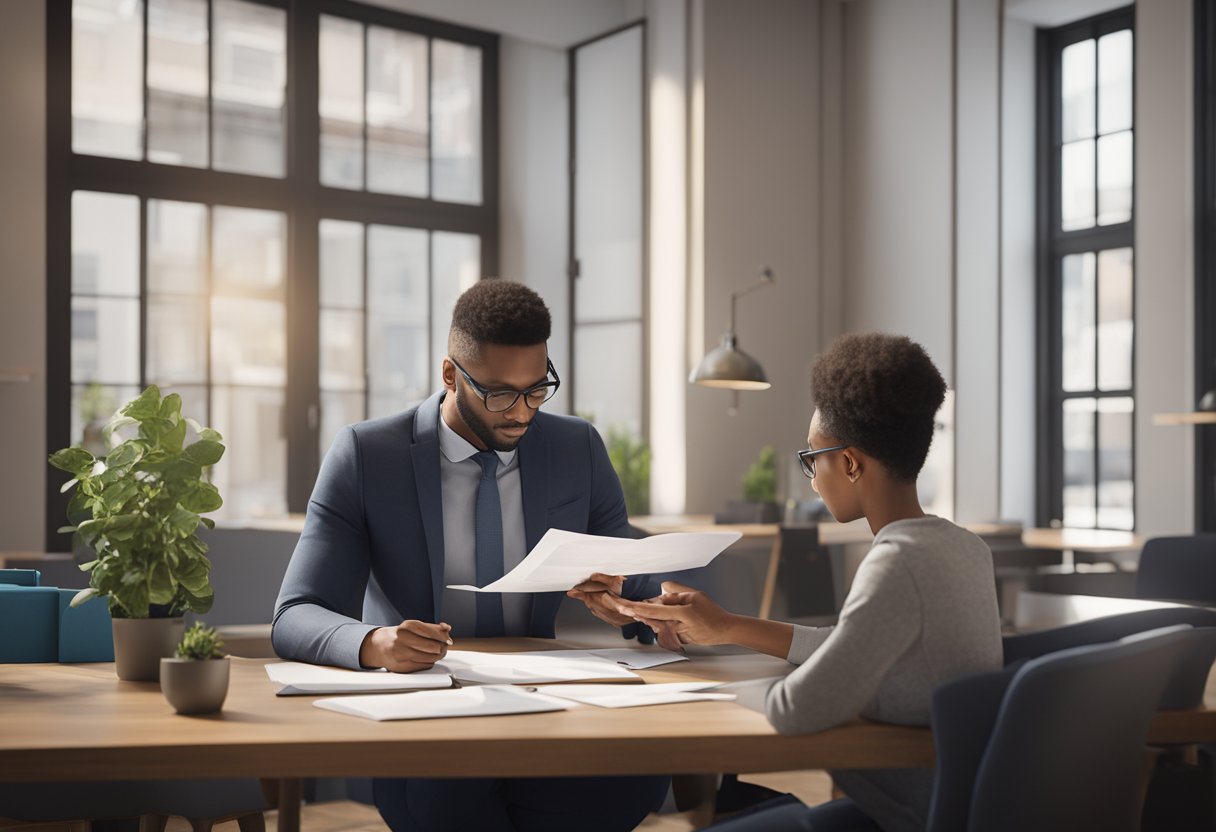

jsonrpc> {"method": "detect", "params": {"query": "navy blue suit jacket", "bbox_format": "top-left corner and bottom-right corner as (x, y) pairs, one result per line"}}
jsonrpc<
(272, 392), (655, 669)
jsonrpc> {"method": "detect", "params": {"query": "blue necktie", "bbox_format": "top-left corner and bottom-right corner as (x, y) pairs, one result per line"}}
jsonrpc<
(474, 451), (506, 637)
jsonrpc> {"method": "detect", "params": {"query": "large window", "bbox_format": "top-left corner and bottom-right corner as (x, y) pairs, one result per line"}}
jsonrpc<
(1037, 8), (1135, 530)
(48, 0), (497, 538)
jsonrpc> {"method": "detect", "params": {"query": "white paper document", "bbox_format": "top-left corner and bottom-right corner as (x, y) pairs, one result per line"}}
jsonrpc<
(313, 684), (572, 721)
(438, 649), (640, 684)
(265, 661), (453, 696)
(584, 648), (689, 669)
(532, 682), (735, 709)
(446, 528), (742, 593)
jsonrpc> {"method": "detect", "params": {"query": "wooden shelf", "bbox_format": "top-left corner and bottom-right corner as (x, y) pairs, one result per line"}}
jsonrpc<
(1153, 412), (1216, 426)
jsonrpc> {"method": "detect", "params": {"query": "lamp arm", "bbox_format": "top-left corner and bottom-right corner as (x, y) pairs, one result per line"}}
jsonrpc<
(727, 267), (776, 332)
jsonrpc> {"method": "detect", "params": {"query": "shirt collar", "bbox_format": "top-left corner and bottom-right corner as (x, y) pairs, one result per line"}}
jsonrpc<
(438, 409), (518, 468)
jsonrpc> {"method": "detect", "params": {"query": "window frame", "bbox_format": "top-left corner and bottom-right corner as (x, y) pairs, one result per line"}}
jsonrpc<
(45, 0), (499, 547)
(1195, 0), (1216, 533)
(1035, 6), (1136, 530)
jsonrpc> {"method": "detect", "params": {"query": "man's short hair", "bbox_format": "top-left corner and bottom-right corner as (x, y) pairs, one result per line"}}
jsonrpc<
(811, 333), (947, 482)
(448, 279), (552, 362)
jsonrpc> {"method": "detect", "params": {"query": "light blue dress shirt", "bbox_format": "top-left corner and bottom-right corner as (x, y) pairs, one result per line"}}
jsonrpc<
(437, 413), (531, 636)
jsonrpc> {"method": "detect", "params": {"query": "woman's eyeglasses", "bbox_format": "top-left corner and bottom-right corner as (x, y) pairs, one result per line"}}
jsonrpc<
(795, 445), (847, 478)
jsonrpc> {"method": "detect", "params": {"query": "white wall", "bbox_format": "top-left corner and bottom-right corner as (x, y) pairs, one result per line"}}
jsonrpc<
(954, 0), (1003, 523)
(497, 36), (572, 414)
(0, 0), (46, 550)
(684, 0), (821, 514)
(1135, 0), (1195, 536)
(842, 0), (954, 382)
(1000, 16), (1038, 526)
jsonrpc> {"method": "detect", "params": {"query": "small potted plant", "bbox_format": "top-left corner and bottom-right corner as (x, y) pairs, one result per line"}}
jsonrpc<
(716, 445), (780, 524)
(161, 622), (229, 715)
(49, 385), (225, 682)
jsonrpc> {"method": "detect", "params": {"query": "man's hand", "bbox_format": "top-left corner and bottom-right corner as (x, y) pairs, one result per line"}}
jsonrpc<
(567, 572), (636, 627)
(359, 620), (453, 672)
(610, 582), (738, 651)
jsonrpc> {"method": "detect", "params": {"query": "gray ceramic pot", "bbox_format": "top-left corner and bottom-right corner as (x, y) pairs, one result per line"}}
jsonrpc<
(112, 617), (185, 682)
(160, 657), (231, 714)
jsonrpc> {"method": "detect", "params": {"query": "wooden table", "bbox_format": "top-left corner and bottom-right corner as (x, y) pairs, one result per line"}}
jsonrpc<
(1021, 527), (1144, 570)
(2, 637), (1213, 832)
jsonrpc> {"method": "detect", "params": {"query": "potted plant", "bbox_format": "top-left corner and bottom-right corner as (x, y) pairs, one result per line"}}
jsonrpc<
(49, 385), (225, 682)
(161, 622), (230, 715)
(606, 426), (651, 517)
(716, 445), (780, 524)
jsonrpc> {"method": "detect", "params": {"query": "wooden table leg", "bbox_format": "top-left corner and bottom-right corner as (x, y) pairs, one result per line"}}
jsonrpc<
(758, 537), (782, 620)
(276, 778), (302, 832)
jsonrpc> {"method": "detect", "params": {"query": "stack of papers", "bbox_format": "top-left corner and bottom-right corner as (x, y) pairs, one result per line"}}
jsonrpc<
(314, 685), (572, 721)
(448, 528), (742, 593)
(534, 682), (735, 709)
(437, 650), (640, 684)
(266, 662), (453, 696)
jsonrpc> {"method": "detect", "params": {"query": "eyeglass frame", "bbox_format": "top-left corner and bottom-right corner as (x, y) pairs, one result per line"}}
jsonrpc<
(796, 445), (847, 479)
(450, 356), (561, 412)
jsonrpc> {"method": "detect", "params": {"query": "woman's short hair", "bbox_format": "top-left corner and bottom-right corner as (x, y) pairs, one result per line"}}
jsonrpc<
(448, 279), (551, 361)
(811, 333), (946, 482)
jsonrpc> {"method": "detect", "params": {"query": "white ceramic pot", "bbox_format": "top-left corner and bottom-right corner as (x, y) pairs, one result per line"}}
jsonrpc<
(160, 657), (231, 714)
(111, 617), (185, 682)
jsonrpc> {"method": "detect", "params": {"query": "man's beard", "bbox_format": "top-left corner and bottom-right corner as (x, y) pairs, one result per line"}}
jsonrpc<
(454, 383), (529, 452)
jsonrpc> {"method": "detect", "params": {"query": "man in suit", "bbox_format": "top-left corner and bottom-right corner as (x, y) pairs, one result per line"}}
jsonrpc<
(272, 279), (669, 832)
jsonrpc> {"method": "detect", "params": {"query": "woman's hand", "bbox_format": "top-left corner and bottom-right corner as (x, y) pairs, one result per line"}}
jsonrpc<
(610, 582), (739, 651)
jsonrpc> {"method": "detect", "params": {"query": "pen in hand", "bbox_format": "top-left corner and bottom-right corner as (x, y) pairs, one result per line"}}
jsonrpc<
(360, 619), (454, 673)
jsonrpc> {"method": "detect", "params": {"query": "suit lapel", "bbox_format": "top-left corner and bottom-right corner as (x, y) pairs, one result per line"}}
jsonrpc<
(519, 417), (560, 636)
(411, 392), (446, 619)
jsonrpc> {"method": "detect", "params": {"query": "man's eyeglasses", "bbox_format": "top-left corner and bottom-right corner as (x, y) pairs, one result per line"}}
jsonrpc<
(451, 357), (561, 413)
(796, 445), (847, 479)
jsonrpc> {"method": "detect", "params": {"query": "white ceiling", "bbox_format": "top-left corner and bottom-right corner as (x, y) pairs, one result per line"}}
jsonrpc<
(1005, 0), (1131, 28)
(364, 0), (634, 49)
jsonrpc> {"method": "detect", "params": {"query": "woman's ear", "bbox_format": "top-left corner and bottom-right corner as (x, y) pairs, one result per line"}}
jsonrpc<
(843, 450), (862, 483)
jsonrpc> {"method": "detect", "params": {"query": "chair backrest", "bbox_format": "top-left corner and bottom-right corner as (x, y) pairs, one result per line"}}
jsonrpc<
(1135, 534), (1216, 605)
(776, 525), (834, 617)
(1002, 606), (1216, 708)
(929, 625), (1216, 832)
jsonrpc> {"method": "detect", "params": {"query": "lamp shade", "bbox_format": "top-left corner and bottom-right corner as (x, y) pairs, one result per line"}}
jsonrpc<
(689, 333), (771, 390)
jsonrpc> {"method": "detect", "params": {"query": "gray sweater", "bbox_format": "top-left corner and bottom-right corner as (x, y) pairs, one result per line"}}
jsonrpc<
(729, 515), (1003, 832)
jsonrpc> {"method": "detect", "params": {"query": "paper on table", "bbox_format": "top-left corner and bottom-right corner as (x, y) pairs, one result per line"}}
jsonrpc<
(265, 661), (453, 696)
(585, 647), (688, 669)
(313, 685), (572, 721)
(438, 650), (640, 685)
(446, 528), (742, 593)
(533, 683), (735, 709)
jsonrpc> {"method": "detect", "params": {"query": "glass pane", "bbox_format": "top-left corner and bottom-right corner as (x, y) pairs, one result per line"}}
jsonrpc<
(573, 27), (644, 324)
(431, 232), (481, 388)
(148, 0), (209, 167)
(72, 192), (140, 296)
(1097, 247), (1133, 391)
(431, 39), (482, 204)
(368, 225), (429, 411)
(210, 297), (286, 386)
(1061, 139), (1095, 231)
(320, 219), (364, 309)
(1098, 29), (1133, 135)
(1097, 130), (1132, 226)
(367, 26), (428, 197)
(1097, 397), (1134, 530)
(71, 384), (140, 455)
(1061, 38), (1095, 143)
(574, 322), (643, 438)
(148, 199), (207, 294)
(71, 297), (140, 384)
(1061, 252), (1096, 392)
(213, 206), (285, 294)
(321, 390), (366, 461)
(210, 385), (287, 520)
(320, 15), (365, 190)
(321, 309), (365, 392)
(1063, 397), (1097, 529)
(147, 295), (207, 383)
(212, 0), (286, 177)
(72, 0), (143, 159)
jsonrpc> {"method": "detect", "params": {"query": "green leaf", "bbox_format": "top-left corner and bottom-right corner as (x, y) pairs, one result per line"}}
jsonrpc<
(148, 559), (175, 605)
(182, 439), (225, 467)
(199, 428), (223, 443)
(158, 393), (183, 420)
(99, 514), (140, 541)
(159, 417), (187, 453)
(163, 458), (203, 483)
(167, 505), (200, 538)
(180, 482), (222, 513)
(138, 418), (175, 444)
(121, 386), (161, 421)
(49, 447), (95, 476)
(199, 516), (215, 530)
(105, 442), (143, 470)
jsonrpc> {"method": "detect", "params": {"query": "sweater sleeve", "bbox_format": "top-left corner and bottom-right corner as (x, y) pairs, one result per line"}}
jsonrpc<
(745, 542), (923, 735)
